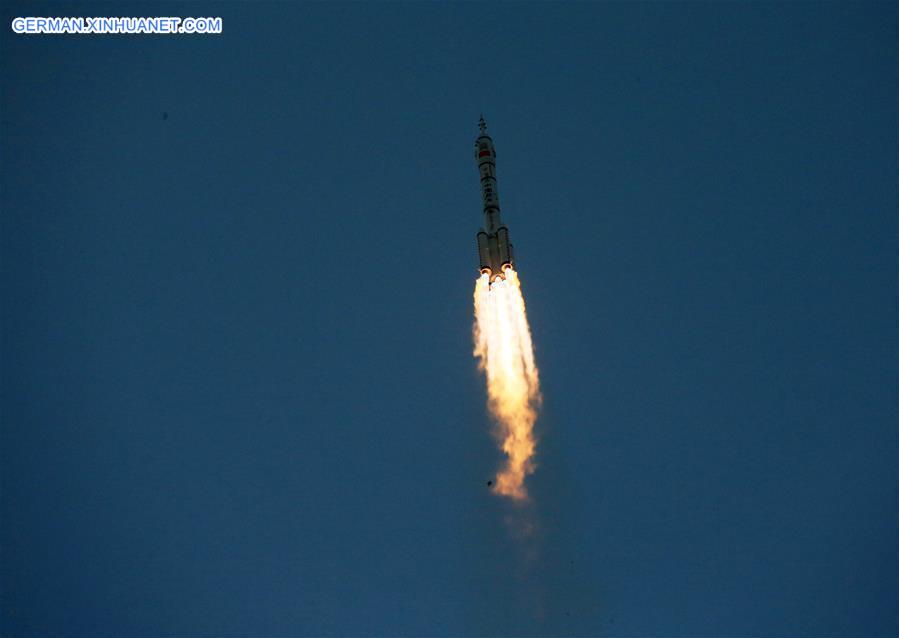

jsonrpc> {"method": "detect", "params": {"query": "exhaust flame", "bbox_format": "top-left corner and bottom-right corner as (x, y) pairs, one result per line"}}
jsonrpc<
(473, 268), (541, 500)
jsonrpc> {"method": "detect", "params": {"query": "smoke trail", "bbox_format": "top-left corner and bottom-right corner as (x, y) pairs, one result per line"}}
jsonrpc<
(473, 268), (541, 500)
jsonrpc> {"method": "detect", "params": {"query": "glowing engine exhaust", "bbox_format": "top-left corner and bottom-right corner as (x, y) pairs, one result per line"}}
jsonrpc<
(473, 267), (541, 500)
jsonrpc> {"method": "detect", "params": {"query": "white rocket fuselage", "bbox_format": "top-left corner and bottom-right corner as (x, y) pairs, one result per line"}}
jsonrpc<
(475, 117), (514, 281)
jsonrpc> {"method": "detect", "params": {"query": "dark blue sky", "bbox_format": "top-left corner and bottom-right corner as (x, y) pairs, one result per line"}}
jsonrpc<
(2, 3), (896, 637)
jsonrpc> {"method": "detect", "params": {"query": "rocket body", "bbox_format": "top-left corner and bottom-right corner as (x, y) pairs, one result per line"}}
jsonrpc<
(474, 117), (514, 280)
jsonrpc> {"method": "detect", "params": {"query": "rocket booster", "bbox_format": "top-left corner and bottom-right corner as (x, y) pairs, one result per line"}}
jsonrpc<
(474, 116), (514, 281)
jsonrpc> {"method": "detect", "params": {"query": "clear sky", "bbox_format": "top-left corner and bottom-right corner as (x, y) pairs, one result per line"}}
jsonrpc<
(2, 2), (896, 637)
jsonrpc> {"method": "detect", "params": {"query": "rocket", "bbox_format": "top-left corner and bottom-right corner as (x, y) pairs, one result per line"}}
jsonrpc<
(474, 116), (514, 281)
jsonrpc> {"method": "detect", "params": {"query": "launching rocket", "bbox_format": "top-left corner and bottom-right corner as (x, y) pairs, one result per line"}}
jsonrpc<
(474, 116), (514, 281)
(471, 116), (540, 501)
